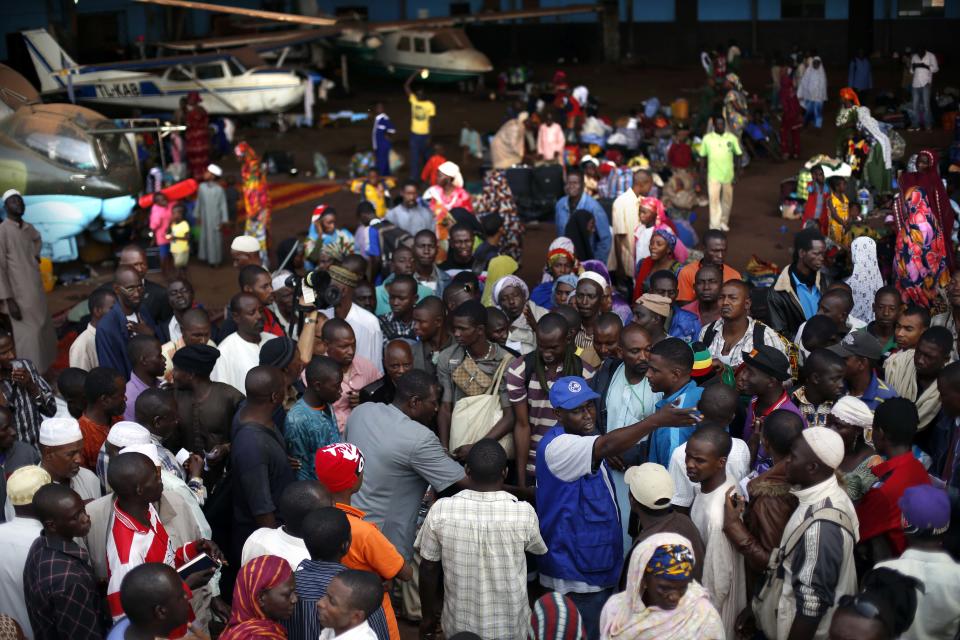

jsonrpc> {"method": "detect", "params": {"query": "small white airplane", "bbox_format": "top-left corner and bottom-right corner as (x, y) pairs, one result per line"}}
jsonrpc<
(139, 0), (601, 84)
(22, 29), (310, 115)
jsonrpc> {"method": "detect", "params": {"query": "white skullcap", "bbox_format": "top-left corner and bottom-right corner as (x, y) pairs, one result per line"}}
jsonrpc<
(231, 236), (260, 252)
(578, 271), (608, 291)
(120, 443), (161, 467)
(829, 396), (874, 429)
(6, 465), (51, 505)
(206, 164), (223, 177)
(802, 427), (844, 469)
(2, 189), (21, 203)
(107, 421), (151, 448)
(272, 270), (292, 292)
(517, 111), (529, 124)
(38, 418), (83, 447)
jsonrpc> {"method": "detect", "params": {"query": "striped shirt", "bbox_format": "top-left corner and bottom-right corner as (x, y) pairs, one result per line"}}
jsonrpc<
(505, 355), (594, 479)
(106, 503), (197, 621)
(0, 358), (56, 447)
(287, 559), (390, 640)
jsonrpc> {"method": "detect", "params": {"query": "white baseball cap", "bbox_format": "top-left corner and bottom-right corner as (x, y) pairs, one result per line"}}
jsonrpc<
(624, 463), (675, 510)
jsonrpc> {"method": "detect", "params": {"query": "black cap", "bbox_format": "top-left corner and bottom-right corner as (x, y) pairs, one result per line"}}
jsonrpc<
(259, 336), (296, 368)
(171, 344), (220, 377)
(742, 345), (792, 382)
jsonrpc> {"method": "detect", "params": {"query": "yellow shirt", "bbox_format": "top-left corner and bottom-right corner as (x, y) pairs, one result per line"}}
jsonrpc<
(170, 220), (190, 253)
(409, 95), (436, 135)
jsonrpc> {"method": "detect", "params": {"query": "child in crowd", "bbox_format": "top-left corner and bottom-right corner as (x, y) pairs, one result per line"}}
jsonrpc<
(149, 192), (173, 274)
(167, 203), (191, 277)
(473, 214), (504, 272)
(350, 167), (394, 217)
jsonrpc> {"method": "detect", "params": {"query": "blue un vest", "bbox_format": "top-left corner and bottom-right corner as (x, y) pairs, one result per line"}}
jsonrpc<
(535, 426), (623, 588)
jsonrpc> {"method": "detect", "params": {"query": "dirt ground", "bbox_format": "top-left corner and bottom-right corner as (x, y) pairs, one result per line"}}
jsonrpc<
(46, 58), (951, 319)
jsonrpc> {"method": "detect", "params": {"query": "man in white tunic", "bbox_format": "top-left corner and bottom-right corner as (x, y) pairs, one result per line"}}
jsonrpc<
(196, 164), (229, 267)
(0, 190), (56, 373)
(211, 292), (276, 393)
(687, 424), (746, 640)
(0, 465), (51, 639)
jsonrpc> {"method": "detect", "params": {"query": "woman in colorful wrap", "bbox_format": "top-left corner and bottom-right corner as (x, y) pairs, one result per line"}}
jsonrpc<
(476, 169), (525, 261)
(722, 73), (749, 142)
(825, 166), (853, 249)
(599, 533), (724, 640)
(633, 229), (682, 300)
(220, 555), (297, 640)
(836, 87), (894, 195)
(530, 238), (577, 308)
(632, 197), (689, 269)
(899, 148), (954, 271)
(894, 166), (950, 308)
(184, 91), (210, 180)
(235, 141), (272, 264)
(423, 161), (472, 263)
(780, 71), (803, 159)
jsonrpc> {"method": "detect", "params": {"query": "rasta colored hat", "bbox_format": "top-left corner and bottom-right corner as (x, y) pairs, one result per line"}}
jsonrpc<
(328, 265), (359, 288)
(691, 342), (713, 380)
(172, 344), (221, 377)
(314, 443), (365, 493)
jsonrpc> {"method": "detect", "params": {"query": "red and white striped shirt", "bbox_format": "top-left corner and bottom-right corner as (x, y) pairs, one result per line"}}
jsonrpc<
(106, 503), (198, 624)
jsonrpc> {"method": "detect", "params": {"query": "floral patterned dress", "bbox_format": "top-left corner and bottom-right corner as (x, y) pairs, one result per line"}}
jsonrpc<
(895, 186), (949, 308)
(475, 169), (525, 262)
(235, 142), (272, 263)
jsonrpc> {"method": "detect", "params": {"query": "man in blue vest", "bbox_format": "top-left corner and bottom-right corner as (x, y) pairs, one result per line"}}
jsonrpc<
(536, 375), (699, 640)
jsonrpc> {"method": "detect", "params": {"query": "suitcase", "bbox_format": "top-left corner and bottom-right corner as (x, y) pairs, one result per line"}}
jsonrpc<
(505, 166), (537, 219)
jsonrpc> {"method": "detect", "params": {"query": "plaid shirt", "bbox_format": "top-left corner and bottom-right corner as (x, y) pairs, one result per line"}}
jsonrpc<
(378, 312), (416, 347)
(0, 359), (56, 447)
(415, 490), (547, 640)
(23, 532), (106, 640)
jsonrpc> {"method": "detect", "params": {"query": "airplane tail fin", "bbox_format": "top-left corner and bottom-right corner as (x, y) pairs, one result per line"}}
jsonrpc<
(22, 29), (78, 93)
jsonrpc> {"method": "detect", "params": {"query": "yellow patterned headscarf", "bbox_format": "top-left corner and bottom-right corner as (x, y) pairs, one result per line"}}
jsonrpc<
(645, 544), (694, 581)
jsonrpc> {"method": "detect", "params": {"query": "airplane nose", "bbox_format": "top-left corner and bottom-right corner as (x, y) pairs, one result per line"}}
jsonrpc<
(462, 50), (493, 73)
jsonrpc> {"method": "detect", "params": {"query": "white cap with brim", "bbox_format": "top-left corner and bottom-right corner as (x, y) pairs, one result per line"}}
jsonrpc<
(107, 421), (151, 448)
(38, 418), (83, 447)
(2, 189), (21, 203)
(802, 427), (844, 469)
(120, 443), (161, 466)
(624, 463), (675, 510)
(231, 236), (261, 253)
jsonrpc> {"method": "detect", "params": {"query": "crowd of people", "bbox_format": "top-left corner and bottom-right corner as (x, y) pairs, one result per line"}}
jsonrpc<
(1, 48), (960, 640)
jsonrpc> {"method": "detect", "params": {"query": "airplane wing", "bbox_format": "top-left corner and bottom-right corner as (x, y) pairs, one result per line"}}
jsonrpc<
(159, 29), (337, 53)
(133, 0), (337, 26)
(134, 0), (600, 30)
(366, 4), (602, 32)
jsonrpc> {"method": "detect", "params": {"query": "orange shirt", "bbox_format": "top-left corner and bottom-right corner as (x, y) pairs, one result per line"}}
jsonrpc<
(78, 415), (111, 470)
(677, 261), (743, 302)
(336, 502), (405, 640)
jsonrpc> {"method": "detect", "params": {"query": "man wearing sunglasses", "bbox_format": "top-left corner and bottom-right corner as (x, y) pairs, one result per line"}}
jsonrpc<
(95, 265), (160, 380)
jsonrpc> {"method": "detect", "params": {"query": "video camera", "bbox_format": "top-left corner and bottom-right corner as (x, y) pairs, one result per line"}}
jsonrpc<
(285, 269), (341, 310)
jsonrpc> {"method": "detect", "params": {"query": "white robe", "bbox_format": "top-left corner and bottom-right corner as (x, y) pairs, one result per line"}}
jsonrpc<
(691, 474), (747, 640)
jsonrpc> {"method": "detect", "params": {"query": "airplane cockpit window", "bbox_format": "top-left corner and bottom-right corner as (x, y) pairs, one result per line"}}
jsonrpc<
(195, 63), (226, 80)
(94, 129), (135, 171)
(227, 59), (246, 76)
(2, 115), (98, 172)
(414, 38), (426, 53)
(398, 36), (411, 52)
(167, 67), (192, 81)
(432, 30), (470, 52)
